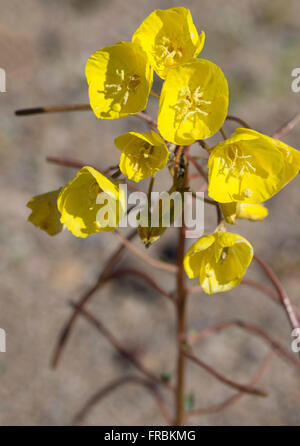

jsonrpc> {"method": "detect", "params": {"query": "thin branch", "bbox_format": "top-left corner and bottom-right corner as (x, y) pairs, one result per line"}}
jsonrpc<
(183, 349), (267, 397)
(15, 103), (158, 129)
(113, 230), (178, 274)
(186, 153), (208, 182)
(185, 350), (274, 418)
(242, 279), (300, 320)
(197, 140), (210, 152)
(254, 255), (300, 334)
(46, 156), (93, 170)
(226, 115), (251, 129)
(135, 111), (157, 128)
(15, 104), (91, 115)
(188, 279), (300, 320)
(188, 173), (207, 180)
(242, 278), (278, 300)
(105, 267), (175, 304)
(52, 260), (175, 369)
(147, 175), (155, 200)
(104, 165), (120, 175)
(216, 202), (224, 225)
(187, 319), (300, 370)
(272, 113), (300, 139)
(51, 229), (137, 368)
(192, 191), (216, 206)
(73, 376), (173, 425)
(219, 127), (228, 140)
(71, 303), (173, 391)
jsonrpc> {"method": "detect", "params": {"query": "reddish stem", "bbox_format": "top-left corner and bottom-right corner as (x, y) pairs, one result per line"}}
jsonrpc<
(51, 230), (137, 368)
(187, 319), (300, 370)
(183, 349), (267, 397)
(175, 225), (187, 426)
(73, 376), (173, 425)
(185, 350), (274, 419)
(72, 302), (173, 391)
(254, 255), (300, 334)
(272, 113), (300, 139)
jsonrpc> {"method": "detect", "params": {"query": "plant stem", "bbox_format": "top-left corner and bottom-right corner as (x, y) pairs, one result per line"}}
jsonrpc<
(254, 255), (300, 341)
(15, 103), (158, 127)
(15, 104), (91, 115)
(174, 148), (190, 425)
(175, 224), (187, 425)
(272, 113), (300, 139)
(219, 127), (227, 140)
(186, 152), (208, 182)
(226, 115), (251, 129)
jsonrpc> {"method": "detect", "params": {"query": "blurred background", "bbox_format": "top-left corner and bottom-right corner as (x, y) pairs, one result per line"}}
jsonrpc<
(0, 0), (300, 426)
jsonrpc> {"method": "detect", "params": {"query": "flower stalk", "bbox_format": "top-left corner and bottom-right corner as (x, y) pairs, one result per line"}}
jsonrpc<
(175, 223), (187, 426)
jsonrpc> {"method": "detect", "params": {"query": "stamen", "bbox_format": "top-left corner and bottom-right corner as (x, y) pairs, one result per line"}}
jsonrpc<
(225, 145), (256, 179)
(128, 142), (154, 173)
(103, 69), (141, 111)
(174, 86), (211, 124)
(155, 36), (184, 66)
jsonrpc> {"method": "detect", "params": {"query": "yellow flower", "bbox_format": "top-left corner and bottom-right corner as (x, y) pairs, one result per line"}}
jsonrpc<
(157, 59), (229, 145)
(57, 167), (125, 238)
(132, 7), (205, 79)
(86, 41), (153, 119)
(184, 231), (253, 294)
(208, 128), (300, 204)
(220, 202), (268, 224)
(114, 130), (169, 182)
(27, 189), (63, 236)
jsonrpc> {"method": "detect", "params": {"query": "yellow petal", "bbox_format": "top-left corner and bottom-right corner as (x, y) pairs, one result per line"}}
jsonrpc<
(27, 189), (63, 236)
(132, 7), (205, 79)
(158, 59), (229, 145)
(183, 235), (215, 279)
(86, 41), (153, 119)
(57, 167), (125, 238)
(273, 138), (300, 189)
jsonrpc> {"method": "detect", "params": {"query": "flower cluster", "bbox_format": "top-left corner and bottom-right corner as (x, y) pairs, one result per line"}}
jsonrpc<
(27, 7), (300, 295)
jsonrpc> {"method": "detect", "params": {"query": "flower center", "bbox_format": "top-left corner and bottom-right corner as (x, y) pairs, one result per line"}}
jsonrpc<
(103, 69), (141, 112)
(222, 145), (256, 198)
(155, 36), (183, 67)
(174, 86), (211, 124)
(131, 142), (154, 172)
(225, 145), (256, 178)
(141, 142), (153, 159)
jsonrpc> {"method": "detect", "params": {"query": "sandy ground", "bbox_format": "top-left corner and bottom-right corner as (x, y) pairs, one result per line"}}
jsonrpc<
(0, 0), (300, 425)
